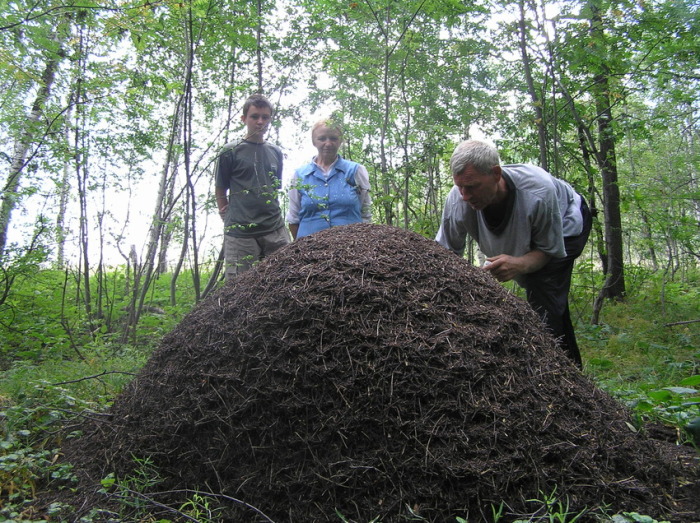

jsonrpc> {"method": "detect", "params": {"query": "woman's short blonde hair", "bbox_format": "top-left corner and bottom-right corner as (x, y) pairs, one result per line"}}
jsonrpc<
(311, 118), (344, 138)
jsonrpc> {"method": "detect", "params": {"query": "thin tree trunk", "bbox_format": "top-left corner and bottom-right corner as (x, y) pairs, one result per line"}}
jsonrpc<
(380, 43), (394, 226)
(425, 150), (439, 232)
(400, 76), (412, 229)
(202, 245), (225, 299)
(56, 97), (73, 268)
(156, 173), (176, 274)
(0, 31), (64, 260)
(170, 2), (201, 304)
(590, 2), (625, 302)
(256, 0), (263, 92)
(73, 22), (95, 326)
(95, 169), (107, 321)
(578, 125), (607, 273)
(75, 127), (92, 319)
(639, 211), (658, 269)
(121, 101), (182, 343)
(225, 47), (239, 140)
(518, 0), (548, 170)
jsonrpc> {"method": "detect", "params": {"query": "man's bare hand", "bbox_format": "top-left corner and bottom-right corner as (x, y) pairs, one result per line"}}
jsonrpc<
(482, 255), (522, 282)
(482, 251), (551, 282)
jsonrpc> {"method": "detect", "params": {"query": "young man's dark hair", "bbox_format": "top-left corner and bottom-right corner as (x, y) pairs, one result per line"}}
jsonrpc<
(242, 94), (274, 118)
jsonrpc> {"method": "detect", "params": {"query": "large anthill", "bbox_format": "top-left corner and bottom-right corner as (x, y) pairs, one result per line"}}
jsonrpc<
(63, 224), (699, 522)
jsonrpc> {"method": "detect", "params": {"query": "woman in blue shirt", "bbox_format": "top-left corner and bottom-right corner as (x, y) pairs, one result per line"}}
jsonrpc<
(287, 119), (372, 239)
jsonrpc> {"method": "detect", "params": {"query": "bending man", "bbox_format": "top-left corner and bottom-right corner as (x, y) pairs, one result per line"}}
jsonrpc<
(436, 140), (592, 367)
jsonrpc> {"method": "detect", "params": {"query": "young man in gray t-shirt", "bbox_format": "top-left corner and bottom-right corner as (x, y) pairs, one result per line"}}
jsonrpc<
(214, 94), (290, 280)
(436, 140), (591, 367)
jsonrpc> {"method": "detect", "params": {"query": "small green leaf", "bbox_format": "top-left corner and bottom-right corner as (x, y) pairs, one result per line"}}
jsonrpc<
(679, 375), (700, 387)
(663, 387), (697, 395)
(634, 400), (654, 412)
(646, 390), (672, 402)
(100, 473), (116, 489)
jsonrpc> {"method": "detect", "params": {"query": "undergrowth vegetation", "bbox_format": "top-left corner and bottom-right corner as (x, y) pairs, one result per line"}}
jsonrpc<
(0, 266), (698, 522)
(576, 268), (700, 438)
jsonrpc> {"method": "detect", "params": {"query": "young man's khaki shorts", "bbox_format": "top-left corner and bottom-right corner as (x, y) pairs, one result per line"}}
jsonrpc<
(224, 226), (290, 280)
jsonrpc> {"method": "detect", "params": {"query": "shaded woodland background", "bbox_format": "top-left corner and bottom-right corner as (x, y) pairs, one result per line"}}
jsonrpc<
(0, 0), (698, 340)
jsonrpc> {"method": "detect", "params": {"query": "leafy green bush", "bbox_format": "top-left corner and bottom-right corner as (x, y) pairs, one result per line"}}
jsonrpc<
(0, 381), (91, 519)
(0, 267), (198, 367)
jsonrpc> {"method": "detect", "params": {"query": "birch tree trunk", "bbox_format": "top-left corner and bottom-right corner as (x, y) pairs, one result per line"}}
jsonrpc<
(0, 29), (65, 260)
(56, 97), (74, 269)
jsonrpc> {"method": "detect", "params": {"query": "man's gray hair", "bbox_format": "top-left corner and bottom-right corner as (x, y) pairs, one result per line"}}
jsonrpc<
(450, 140), (501, 176)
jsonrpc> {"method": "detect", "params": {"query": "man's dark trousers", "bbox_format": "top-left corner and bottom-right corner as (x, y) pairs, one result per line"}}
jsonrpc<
(523, 198), (592, 367)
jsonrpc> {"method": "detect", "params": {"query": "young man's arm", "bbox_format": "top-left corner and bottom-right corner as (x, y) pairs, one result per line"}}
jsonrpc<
(288, 223), (299, 240)
(215, 187), (228, 219)
(214, 146), (232, 220)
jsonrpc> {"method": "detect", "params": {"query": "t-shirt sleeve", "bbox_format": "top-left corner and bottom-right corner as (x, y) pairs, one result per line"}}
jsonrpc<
(435, 187), (472, 256)
(276, 148), (284, 183)
(355, 164), (372, 222)
(214, 148), (230, 189)
(286, 171), (302, 224)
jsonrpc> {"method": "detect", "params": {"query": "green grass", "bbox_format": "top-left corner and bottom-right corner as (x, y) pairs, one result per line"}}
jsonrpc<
(575, 272), (700, 436)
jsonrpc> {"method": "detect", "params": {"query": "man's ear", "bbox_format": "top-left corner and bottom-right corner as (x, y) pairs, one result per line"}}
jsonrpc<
(491, 165), (502, 181)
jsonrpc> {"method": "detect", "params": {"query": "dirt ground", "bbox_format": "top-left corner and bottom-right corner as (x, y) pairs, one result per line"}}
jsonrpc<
(59, 223), (699, 522)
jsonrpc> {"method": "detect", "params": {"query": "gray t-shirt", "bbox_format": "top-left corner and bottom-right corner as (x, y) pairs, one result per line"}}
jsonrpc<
(435, 164), (583, 275)
(214, 139), (285, 238)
